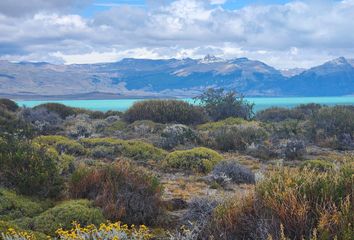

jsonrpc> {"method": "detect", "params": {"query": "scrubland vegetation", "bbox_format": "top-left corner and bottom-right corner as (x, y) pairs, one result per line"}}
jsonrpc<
(0, 89), (353, 239)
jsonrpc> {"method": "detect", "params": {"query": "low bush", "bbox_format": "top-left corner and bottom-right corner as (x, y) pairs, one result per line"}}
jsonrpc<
(310, 106), (354, 150)
(0, 221), (48, 240)
(34, 103), (77, 119)
(31, 199), (105, 235)
(0, 99), (19, 112)
(66, 121), (94, 139)
(19, 108), (63, 135)
(283, 139), (307, 160)
(0, 106), (34, 138)
(33, 135), (86, 156)
(0, 188), (48, 221)
(0, 137), (64, 198)
(80, 137), (166, 162)
(197, 117), (247, 131)
(124, 100), (207, 125)
(182, 197), (219, 227)
(211, 160), (255, 185)
(163, 147), (223, 173)
(80, 137), (125, 159)
(300, 159), (335, 172)
(124, 140), (167, 162)
(159, 124), (199, 150)
(104, 110), (124, 119)
(105, 115), (122, 124)
(105, 120), (127, 133)
(256, 104), (322, 122)
(92, 120), (108, 134)
(206, 194), (266, 240)
(265, 119), (308, 140)
(69, 160), (163, 225)
(256, 107), (301, 122)
(211, 123), (268, 151)
(129, 120), (165, 135)
(0, 220), (20, 236)
(90, 145), (116, 159)
(80, 137), (125, 148)
(246, 142), (279, 160)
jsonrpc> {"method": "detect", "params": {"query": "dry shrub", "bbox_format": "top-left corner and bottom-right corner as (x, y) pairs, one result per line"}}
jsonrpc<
(69, 160), (163, 225)
(124, 100), (207, 125)
(206, 194), (268, 240)
(256, 159), (353, 239)
(201, 159), (353, 240)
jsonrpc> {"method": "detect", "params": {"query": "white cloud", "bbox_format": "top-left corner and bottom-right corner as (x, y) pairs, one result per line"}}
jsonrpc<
(209, 0), (227, 5)
(0, 0), (354, 68)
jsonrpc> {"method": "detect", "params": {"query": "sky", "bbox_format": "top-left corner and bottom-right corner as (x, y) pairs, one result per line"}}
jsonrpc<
(0, 0), (353, 69)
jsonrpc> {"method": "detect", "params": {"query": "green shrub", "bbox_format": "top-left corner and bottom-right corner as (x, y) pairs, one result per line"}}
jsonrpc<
(79, 137), (125, 147)
(197, 117), (247, 131)
(163, 147), (223, 173)
(0, 220), (21, 235)
(80, 137), (166, 162)
(106, 120), (128, 132)
(31, 200), (105, 235)
(310, 106), (354, 150)
(256, 104), (322, 122)
(0, 188), (49, 221)
(0, 220), (48, 240)
(69, 160), (163, 225)
(124, 100), (207, 124)
(300, 159), (335, 172)
(90, 145), (116, 159)
(256, 107), (301, 122)
(0, 137), (64, 198)
(265, 119), (308, 140)
(0, 99), (19, 112)
(211, 123), (269, 151)
(293, 103), (322, 118)
(123, 140), (167, 162)
(34, 103), (78, 119)
(195, 88), (254, 121)
(34, 135), (86, 156)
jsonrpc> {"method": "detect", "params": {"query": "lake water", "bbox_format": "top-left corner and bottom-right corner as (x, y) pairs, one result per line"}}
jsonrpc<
(16, 96), (354, 112)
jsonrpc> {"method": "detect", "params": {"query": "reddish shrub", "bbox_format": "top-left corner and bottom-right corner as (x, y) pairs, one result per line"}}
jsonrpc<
(69, 160), (163, 225)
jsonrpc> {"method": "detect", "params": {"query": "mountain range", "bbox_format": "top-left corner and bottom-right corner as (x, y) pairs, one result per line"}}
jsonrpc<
(0, 55), (353, 99)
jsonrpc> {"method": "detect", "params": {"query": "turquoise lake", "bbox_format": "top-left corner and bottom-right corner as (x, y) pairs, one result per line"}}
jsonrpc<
(16, 97), (354, 112)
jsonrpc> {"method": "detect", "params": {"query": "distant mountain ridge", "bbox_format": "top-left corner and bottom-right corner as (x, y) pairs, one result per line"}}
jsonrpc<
(0, 56), (353, 99)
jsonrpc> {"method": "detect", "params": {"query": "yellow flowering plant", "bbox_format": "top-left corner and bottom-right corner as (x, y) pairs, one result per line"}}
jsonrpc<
(56, 222), (152, 240)
(1, 222), (152, 240)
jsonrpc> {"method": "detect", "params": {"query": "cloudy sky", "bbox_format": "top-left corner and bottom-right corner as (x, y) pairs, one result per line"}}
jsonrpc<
(0, 0), (353, 69)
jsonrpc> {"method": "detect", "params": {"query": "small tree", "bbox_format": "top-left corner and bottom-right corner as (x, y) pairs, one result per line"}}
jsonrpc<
(195, 88), (254, 121)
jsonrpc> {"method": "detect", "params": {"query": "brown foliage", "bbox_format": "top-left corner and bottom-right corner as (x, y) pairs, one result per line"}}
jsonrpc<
(69, 160), (163, 225)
